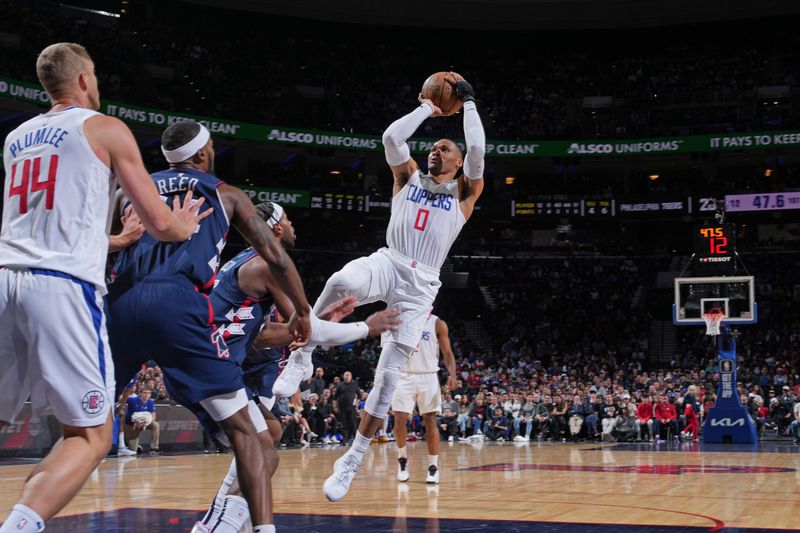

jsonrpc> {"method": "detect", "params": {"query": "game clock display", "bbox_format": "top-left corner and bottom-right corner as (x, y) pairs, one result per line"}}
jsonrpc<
(694, 223), (736, 274)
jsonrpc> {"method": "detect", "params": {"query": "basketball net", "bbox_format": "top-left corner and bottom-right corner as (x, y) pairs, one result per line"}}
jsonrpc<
(702, 307), (726, 336)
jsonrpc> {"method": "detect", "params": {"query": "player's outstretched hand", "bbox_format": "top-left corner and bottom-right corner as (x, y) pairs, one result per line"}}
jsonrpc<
(171, 189), (214, 240)
(120, 204), (145, 243)
(287, 312), (312, 347)
(318, 296), (358, 323)
(365, 308), (401, 337)
(417, 94), (443, 116)
(446, 79), (476, 102)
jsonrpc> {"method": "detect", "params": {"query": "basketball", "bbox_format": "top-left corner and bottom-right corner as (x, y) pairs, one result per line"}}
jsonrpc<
(420, 71), (465, 116)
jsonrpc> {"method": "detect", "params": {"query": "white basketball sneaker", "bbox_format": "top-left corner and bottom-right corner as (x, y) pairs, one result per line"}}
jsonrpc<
(190, 523), (211, 533)
(323, 453), (363, 502)
(426, 465), (439, 484)
(397, 457), (409, 482)
(272, 351), (313, 398)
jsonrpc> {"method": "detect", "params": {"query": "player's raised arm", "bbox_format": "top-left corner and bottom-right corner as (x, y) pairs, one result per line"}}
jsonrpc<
(436, 318), (458, 390)
(451, 80), (486, 219)
(222, 184), (311, 339)
(86, 115), (210, 241)
(382, 98), (442, 195)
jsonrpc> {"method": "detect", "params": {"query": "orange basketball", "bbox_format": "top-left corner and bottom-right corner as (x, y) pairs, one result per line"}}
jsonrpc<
(420, 71), (465, 116)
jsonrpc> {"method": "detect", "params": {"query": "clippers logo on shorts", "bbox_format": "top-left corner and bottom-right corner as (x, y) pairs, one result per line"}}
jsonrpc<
(81, 390), (105, 415)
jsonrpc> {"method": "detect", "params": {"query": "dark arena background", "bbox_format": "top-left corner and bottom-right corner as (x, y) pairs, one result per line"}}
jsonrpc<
(2, 0), (800, 531)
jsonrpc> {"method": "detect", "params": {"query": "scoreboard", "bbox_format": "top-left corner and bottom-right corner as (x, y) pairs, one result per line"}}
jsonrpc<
(511, 198), (614, 217)
(310, 192), (367, 212)
(693, 223), (736, 275)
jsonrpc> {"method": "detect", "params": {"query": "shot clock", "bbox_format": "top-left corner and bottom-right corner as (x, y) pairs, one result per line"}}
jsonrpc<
(694, 223), (736, 275)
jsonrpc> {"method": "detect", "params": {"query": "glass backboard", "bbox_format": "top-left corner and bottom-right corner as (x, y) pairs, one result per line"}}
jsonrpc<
(673, 276), (757, 325)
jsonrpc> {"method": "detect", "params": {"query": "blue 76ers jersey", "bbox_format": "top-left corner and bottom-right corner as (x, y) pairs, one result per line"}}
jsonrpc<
(112, 167), (228, 290)
(210, 248), (274, 363)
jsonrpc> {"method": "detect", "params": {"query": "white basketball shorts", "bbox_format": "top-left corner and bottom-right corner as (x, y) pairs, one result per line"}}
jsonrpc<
(0, 267), (114, 427)
(391, 372), (442, 415)
(345, 247), (441, 348)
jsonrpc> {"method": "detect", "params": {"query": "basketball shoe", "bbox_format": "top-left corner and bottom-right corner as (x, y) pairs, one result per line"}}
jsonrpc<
(272, 351), (312, 397)
(397, 457), (409, 481)
(323, 453), (363, 502)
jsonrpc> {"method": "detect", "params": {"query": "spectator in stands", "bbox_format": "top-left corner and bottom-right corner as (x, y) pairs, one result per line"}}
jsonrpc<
(504, 393), (522, 420)
(612, 398), (638, 442)
(289, 395), (315, 446)
(600, 394), (618, 441)
(514, 393), (536, 442)
(469, 397), (488, 438)
(318, 390), (340, 444)
(456, 395), (471, 438)
(551, 394), (568, 441)
(533, 394), (552, 440)
(567, 395), (586, 440)
(653, 394), (679, 443)
(484, 407), (510, 441)
(305, 393), (326, 441)
(585, 393), (601, 439)
(778, 386), (795, 435)
(123, 389), (160, 455)
(309, 367), (327, 398)
(438, 407), (459, 442)
(681, 385), (701, 441)
(636, 393), (654, 441)
(441, 391), (458, 415)
(334, 371), (361, 443)
(790, 401), (800, 446)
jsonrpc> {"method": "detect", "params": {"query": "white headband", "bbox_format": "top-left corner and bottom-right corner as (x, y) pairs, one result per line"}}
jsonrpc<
(161, 124), (210, 163)
(266, 203), (284, 229)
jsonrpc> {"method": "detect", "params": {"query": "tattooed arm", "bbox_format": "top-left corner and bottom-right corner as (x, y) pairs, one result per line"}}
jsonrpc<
(219, 183), (311, 341)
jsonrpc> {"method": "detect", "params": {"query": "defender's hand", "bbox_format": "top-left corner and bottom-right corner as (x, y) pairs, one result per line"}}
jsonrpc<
(119, 205), (145, 244)
(447, 376), (458, 391)
(365, 308), (402, 337)
(318, 296), (358, 323)
(287, 313), (311, 346)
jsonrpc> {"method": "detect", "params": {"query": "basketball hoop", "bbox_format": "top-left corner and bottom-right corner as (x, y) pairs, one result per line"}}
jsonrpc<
(702, 307), (726, 336)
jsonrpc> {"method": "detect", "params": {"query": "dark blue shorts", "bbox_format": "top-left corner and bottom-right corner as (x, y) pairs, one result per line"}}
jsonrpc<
(108, 276), (243, 409)
(244, 360), (281, 399)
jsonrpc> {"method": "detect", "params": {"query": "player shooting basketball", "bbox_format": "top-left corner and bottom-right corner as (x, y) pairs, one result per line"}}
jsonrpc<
(272, 75), (485, 501)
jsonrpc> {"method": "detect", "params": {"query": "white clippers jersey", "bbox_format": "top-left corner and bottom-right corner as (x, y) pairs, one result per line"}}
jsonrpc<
(405, 314), (440, 373)
(0, 108), (116, 294)
(386, 171), (466, 270)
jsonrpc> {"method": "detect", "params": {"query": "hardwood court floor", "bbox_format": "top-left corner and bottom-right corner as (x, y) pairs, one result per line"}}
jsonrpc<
(1, 440), (799, 531)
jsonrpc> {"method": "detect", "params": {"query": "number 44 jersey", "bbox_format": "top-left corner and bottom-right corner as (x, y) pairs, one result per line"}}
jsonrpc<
(386, 170), (466, 271)
(0, 108), (116, 294)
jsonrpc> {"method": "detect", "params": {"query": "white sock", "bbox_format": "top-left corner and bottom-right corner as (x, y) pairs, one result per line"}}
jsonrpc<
(201, 458), (237, 525)
(254, 526), (275, 533)
(350, 431), (371, 458)
(216, 495), (250, 532)
(398, 446), (407, 459)
(0, 504), (44, 532)
(429, 455), (438, 468)
(382, 417), (389, 436)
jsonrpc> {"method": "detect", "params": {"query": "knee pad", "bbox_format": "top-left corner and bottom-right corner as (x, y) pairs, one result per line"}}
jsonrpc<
(365, 342), (414, 418)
